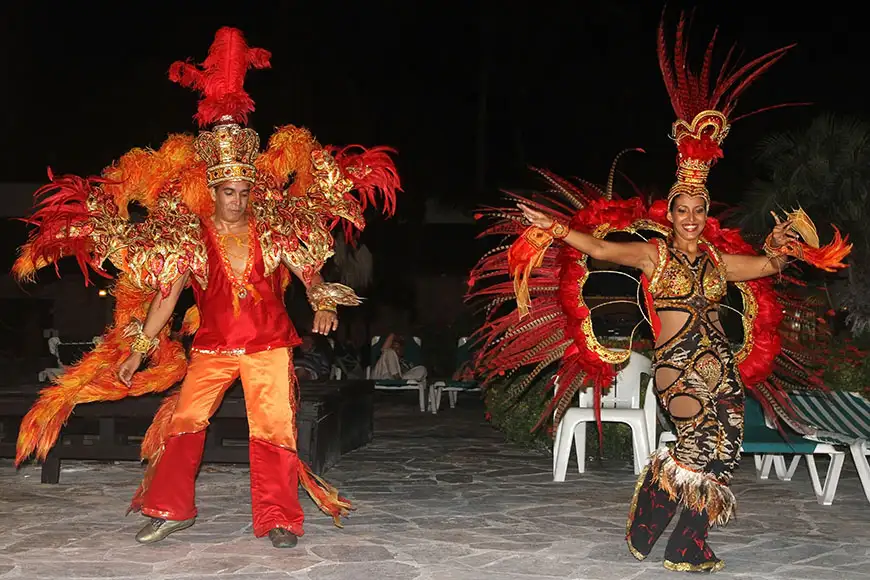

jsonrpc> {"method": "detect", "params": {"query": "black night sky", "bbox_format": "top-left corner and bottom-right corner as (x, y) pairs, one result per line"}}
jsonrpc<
(1, 1), (867, 212)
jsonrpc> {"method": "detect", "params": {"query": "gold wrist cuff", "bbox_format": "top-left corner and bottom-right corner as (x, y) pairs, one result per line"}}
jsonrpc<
(548, 221), (569, 240)
(131, 333), (158, 354)
(762, 233), (787, 259)
(307, 282), (362, 312)
(123, 321), (159, 355)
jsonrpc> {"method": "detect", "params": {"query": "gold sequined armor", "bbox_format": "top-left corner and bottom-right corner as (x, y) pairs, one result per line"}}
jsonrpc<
(626, 239), (741, 570)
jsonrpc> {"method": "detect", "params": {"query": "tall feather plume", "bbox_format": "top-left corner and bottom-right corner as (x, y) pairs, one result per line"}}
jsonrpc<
(658, 10), (798, 124)
(604, 148), (645, 200)
(169, 27), (272, 127)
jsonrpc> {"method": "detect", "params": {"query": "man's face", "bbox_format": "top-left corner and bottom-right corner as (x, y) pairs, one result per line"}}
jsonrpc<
(212, 180), (251, 223)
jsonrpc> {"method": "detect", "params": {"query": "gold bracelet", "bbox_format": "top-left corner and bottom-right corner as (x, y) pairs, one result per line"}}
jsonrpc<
(307, 282), (361, 312)
(762, 233), (787, 259)
(122, 321), (159, 355)
(130, 332), (158, 354)
(547, 221), (569, 240)
(314, 301), (338, 313)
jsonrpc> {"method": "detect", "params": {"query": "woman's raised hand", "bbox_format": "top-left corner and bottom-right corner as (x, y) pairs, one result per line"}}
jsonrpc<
(518, 203), (554, 230)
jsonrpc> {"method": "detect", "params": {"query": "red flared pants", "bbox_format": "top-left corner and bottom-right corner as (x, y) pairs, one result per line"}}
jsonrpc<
(141, 348), (305, 537)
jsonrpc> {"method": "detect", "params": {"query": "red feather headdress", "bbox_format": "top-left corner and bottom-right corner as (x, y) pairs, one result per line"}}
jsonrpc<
(169, 27), (272, 127)
(658, 11), (796, 207)
(169, 27), (271, 187)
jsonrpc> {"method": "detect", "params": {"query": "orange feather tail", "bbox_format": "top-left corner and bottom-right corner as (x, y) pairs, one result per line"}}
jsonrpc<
(786, 227), (852, 272)
(297, 458), (354, 528)
(15, 277), (187, 466)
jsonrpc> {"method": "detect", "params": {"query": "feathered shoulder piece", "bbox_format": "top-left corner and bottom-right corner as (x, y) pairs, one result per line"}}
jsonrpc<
(252, 125), (402, 279)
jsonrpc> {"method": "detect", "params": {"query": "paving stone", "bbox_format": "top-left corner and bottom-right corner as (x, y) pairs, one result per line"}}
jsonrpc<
(1, 399), (868, 580)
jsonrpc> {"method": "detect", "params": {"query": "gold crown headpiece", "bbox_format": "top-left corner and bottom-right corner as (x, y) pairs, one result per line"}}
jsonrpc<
(168, 27), (272, 188)
(667, 110), (729, 208)
(194, 116), (261, 187)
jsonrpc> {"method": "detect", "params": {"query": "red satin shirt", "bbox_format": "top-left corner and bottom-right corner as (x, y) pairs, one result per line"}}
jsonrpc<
(191, 220), (301, 355)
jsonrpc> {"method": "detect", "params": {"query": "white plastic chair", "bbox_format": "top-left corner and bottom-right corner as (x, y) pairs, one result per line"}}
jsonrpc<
(431, 337), (482, 414)
(753, 447), (845, 506)
(553, 350), (652, 480)
(850, 440), (870, 504)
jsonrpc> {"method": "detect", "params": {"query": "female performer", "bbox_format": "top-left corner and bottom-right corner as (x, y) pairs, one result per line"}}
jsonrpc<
(468, 12), (850, 573)
(519, 188), (794, 571)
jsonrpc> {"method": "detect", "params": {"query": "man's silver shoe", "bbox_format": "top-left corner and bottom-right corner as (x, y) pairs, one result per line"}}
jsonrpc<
(135, 517), (196, 544)
(268, 527), (298, 548)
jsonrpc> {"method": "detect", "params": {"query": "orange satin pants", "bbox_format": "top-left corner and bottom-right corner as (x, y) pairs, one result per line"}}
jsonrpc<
(141, 347), (305, 536)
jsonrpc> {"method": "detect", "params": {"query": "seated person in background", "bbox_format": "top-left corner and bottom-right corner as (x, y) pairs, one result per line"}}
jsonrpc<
(294, 334), (332, 381)
(370, 333), (427, 383)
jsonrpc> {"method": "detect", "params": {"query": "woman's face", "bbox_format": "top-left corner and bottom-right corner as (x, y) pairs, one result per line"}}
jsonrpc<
(667, 194), (707, 242)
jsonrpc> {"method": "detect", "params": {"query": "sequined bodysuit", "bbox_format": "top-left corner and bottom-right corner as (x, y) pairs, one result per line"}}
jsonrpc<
(648, 239), (745, 489)
(626, 237), (744, 571)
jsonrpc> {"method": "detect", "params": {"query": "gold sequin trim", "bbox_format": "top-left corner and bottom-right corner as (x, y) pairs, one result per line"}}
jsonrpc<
(576, 224), (634, 364)
(663, 559), (726, 573)
(191, 347), (248, 356)
(189, 345), (290, 357)
(625, 462), (653, 561)
(648, 237), (669, 294)
(733, 282), (757, 364)
(582, 317), (631, 364)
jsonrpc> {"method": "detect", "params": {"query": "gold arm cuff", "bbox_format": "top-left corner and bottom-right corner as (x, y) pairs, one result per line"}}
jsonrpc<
(307, 282), (362, 312)
(122, 321), (159, 355)
(762, 233), (787, 259)
(547, 221), (569, 240)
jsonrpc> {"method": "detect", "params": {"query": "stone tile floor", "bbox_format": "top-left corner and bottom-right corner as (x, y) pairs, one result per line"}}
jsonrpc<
(1, 396), (869, 579)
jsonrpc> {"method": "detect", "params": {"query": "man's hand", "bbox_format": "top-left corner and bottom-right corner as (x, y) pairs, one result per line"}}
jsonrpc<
(312, 310), (339, 335)
(117, 353), (143, 387)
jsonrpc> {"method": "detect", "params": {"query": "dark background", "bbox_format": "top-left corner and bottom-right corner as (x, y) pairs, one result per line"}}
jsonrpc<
(2, 1), (865, 208)
(0, 1), (865, 370)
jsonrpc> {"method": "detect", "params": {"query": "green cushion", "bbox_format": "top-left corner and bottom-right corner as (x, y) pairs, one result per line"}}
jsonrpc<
(440, 380), (479, 389)
(373, 379), (421, 387)
(789, 390), (870, 441)
(742, 397), (819, 454)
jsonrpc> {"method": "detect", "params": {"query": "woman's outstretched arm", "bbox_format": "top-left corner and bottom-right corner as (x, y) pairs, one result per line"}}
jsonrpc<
(519, 203), (658, 277)
(722, 219), (796, 282)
